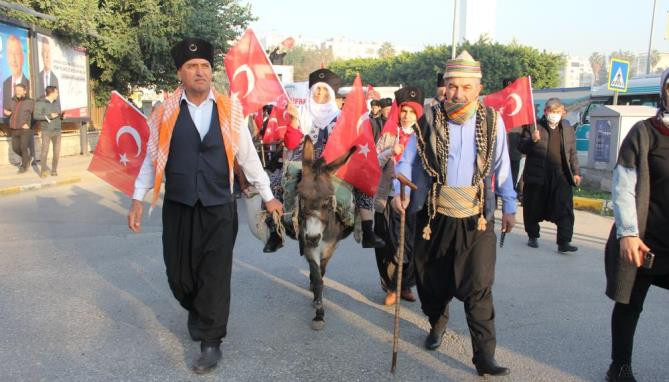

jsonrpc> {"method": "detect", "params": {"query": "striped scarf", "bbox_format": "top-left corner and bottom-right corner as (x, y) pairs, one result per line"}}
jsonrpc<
(443, 99), (478, 125)
(146, 86), (243, 210)
(414, 102), (498, 239)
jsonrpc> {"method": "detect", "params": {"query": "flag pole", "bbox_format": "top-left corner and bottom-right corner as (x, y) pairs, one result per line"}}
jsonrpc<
(528, 76), (538, 133)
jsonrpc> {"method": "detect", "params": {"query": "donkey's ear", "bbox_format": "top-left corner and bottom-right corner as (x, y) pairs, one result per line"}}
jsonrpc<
(323, 145), (357, 174)
(302, 137), (315, 165)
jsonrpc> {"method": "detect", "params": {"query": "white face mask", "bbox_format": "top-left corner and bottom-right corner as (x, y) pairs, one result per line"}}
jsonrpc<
(546, 113), (561, 125)
(661, 112), (669, 125)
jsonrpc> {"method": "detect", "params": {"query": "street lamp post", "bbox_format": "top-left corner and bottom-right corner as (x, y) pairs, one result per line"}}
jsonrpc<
(451, 0), (459, 59)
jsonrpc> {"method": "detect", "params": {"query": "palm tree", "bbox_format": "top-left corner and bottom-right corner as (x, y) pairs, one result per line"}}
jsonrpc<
(589, 52), (604, 85)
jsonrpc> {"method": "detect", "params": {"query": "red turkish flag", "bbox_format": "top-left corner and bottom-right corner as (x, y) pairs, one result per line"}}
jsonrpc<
(280, 37), (295, 50)
(366, 84), (380, 100)
(483, 76), (536, 131)
(225, 28), (287, 116)
(262, 107), (286, 143)
(88, 91), (149, 197)
(323, 74), (381, 196)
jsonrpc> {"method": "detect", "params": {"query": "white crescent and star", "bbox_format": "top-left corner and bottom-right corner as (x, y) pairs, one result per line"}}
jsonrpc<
(231, 64), (255, 98)
(358, 143), (370, 158)
(506, 93), (523, 116)
(115, 125), (142, 166)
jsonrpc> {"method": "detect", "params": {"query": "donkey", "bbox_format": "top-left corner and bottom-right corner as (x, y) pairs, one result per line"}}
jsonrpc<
(296, 137), (356, 330)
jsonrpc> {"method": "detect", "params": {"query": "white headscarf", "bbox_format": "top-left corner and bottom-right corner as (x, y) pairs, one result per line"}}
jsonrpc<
(298, 82), (340, 137)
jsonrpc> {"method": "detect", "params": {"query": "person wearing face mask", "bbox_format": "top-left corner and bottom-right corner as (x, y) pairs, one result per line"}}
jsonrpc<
(603, 70), (669, 382)
(373, 86), (423, 306)
(518, 98), (581, 253)
(391, 51), (516, 377)
(283, 68), (386, 249)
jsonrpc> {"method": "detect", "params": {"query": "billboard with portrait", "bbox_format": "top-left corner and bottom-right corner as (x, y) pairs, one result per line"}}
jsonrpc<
(0, 23), (30, 113)
(36, 33), (89, 119)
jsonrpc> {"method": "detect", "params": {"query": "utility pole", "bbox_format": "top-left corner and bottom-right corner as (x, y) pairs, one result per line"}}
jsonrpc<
(451, 0), (459, 59)
(647, 0), (657, 74)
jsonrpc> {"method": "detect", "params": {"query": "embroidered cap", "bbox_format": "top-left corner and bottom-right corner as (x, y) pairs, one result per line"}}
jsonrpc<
(444, 50), (482, 79)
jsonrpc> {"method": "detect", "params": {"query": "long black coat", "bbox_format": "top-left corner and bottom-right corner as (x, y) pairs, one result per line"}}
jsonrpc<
(518, 117), (580, 186)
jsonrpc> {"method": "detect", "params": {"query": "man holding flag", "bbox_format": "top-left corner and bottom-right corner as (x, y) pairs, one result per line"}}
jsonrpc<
(518, 97), (581, 253)
(127, 38), (282, 375)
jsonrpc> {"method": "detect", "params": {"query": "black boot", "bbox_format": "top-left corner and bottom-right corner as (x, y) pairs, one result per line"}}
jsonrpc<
(362, 220), (385, 248)
(263, 215), (283, 253)
(192, 341), (222, 374)
(424, 315), (448, 350)
(558, 242), (578, 253)
(606, 363), (636, 382)
(527, 237), (539, 248)
(473, 355), (511, 377)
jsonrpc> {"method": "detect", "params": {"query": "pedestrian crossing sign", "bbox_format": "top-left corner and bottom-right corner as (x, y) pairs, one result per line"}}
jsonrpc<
(608, 59), (630, 92)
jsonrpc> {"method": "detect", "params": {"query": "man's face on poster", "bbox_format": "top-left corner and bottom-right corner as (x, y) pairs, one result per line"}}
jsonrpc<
(42, 40), (52, 72)
(7, 36), (24, 78)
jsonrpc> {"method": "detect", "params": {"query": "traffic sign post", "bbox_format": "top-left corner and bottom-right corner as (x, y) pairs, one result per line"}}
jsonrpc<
(608, 59), (630, 105)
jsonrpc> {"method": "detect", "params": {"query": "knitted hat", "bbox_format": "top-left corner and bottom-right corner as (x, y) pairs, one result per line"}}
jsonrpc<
(444, 50), (482, 79)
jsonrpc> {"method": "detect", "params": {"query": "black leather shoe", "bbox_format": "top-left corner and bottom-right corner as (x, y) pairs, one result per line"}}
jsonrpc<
(263, 216), (283, 253)
(192, 343), (222, 375)
(473, 356), (511, 377)
(606, 363), (636, 382)
(362, 231), (385, 248)
(558, 243), (578, 253)
(424, 317), (448, 350)
(527, 237), (539, 248)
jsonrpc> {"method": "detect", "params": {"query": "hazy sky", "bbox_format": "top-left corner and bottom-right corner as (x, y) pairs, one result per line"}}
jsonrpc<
(246, 0), (668, 58)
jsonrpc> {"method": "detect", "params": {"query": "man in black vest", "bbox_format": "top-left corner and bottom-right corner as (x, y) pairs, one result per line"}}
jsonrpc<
(518, 97), (580, 253)
(127, 38), (282, 374)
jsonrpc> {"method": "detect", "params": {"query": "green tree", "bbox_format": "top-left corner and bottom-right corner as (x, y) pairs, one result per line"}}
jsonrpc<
(1, 0), (254, 104)
(329, 40), (564, 97)
(377, 42), (395, 59)
(609, 50), (638, 78)
(284, 45), (334, 81)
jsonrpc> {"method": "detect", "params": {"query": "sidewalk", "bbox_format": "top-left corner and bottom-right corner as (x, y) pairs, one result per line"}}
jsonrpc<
(0, 153), (615, 216)
(0, 154), (92, 195)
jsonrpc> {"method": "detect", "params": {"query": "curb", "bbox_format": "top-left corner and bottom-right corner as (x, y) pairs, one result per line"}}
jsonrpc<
(573, 196), (611, 215)
(0, 176), (81, 196)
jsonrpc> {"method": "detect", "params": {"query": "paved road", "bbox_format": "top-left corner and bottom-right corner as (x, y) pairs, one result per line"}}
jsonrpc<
(1, 175), (667, 381)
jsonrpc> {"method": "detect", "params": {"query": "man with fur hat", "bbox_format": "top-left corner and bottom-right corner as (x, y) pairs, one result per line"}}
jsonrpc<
(392, 51), (516, 376)
(127, 38), (282, 374)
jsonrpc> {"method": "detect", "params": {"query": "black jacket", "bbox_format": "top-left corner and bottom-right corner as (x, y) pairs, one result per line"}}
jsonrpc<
(518, 116), (580, 186)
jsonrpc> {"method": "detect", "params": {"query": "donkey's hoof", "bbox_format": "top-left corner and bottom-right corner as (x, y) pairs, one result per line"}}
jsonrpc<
(311, 318), (325, 331)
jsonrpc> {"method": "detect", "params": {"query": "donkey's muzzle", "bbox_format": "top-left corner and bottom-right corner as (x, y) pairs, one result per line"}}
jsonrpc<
(304, 233), (322, 248)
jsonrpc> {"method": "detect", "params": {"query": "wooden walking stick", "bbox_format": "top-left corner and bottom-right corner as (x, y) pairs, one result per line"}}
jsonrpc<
(391, 173), (417, 374)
